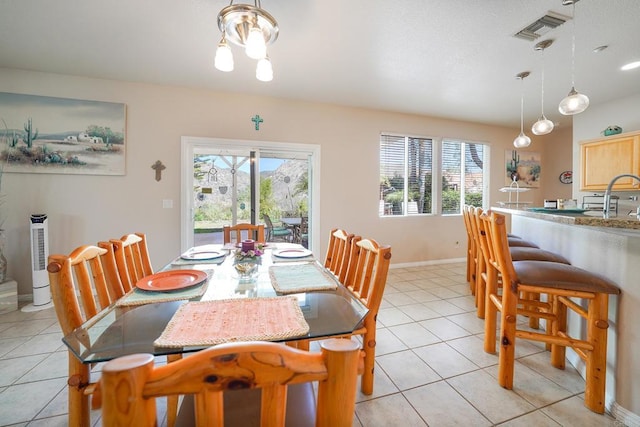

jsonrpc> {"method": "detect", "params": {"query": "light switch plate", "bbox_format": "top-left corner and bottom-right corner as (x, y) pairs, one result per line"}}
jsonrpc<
(162, 199), (173, 209)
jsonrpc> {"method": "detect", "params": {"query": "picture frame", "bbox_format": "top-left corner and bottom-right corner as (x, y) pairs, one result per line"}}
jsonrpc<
(505, 150), (541, 188)
(0, 92), (126, 175)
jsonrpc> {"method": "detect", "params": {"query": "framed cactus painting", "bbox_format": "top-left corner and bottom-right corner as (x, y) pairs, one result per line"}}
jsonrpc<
(505, 150), (541, 188)
(0, 92), (126, 175)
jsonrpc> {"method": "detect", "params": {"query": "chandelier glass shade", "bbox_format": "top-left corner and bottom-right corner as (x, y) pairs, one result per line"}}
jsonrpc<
(214, 36), (234, 72)
(559, 0), (589, 115)
(532, 39), (554, 135)
(215, 1), (278, 81)
(514, 72), (531, 149)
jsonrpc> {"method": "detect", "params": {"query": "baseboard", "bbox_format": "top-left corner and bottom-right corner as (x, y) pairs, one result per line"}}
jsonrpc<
(611, 401), (640, 427)
(18, 294), (33, 302)
(390, 257), (466, 269)
(566, 350), (639, 426)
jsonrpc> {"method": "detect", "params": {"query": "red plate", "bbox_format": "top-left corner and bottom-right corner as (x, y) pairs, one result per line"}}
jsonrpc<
(135, 270), (208, 292)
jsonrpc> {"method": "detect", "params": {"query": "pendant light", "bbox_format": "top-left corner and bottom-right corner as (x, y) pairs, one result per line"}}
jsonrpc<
(514, 72), (531, 148)
(532, 39), (554, 135)
(558, 0), (589, 115)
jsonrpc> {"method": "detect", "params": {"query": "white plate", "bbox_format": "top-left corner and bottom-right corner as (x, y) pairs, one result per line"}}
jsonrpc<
(273, 248), (313, 259)
(180, 250), (226, 261)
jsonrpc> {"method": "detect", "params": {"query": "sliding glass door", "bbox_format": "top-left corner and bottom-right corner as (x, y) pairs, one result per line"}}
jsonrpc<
(181, 137), (319, 254)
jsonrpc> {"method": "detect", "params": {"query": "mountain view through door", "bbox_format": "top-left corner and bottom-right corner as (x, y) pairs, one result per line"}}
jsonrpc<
(192, 150), (309, 247)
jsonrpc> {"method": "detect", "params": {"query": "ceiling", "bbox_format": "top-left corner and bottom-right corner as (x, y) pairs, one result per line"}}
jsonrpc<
(1, 0), (639, 131)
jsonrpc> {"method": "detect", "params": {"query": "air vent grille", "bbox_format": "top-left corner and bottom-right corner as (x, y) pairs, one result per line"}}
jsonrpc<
(514, 12), (569, 41)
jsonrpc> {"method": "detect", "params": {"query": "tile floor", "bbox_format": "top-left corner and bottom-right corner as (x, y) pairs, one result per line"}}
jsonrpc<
(0, 262), (621, 426)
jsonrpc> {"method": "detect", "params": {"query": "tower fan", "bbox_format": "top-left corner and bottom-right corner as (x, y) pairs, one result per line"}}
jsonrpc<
(21, 214), (54, 312)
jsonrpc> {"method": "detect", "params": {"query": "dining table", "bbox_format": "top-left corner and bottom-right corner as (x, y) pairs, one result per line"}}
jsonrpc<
(62, 243), (368, 364)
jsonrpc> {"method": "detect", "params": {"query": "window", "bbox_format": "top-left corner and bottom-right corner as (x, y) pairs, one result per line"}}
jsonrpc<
(380, 135), (432, 216)
(441, 140), (486, 214)
(380, 134), (487, 216)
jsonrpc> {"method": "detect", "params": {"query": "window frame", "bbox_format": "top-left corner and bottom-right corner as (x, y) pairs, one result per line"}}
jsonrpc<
(379, 133), (490, 217)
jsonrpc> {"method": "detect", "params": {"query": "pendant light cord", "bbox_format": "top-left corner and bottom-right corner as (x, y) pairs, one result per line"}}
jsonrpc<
(570, 2), (576, 87)
(541, 49), (545, 113)
(520, 77), (525, 133)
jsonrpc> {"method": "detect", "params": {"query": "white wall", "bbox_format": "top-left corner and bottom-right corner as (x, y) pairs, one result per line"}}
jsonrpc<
(1, 67), (568, 297)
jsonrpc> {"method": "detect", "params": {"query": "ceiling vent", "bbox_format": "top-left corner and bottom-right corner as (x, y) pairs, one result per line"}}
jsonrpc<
(514, 11), (570, 41)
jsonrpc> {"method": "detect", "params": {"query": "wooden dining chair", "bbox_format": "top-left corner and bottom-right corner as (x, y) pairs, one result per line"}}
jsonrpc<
(109, 232), (154, 290)
(483, 211), (620, 413)
(47, 245), (125, 427)
(323, 228), (360, 284)
(99, 338), (361, 427)
(342, 237), (392, 395)
(223, 223), (266, 244)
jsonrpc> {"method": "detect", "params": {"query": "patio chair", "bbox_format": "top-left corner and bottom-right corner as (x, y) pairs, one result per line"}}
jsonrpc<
(262, 213), (292, 242)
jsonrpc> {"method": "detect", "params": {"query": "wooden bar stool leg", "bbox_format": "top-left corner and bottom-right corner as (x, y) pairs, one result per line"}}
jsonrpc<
(475, 256), (486, 318)
(585, 293), (609, 414)
(550, 295), (566, 369)
(498, 279), (518, 390)
(483, 266), (498, 354)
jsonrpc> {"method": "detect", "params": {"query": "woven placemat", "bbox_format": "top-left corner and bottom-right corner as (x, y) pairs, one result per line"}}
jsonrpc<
(154, 296), (309, 348)
(269, 262), (338, 294)
(116, 270), (212, 307)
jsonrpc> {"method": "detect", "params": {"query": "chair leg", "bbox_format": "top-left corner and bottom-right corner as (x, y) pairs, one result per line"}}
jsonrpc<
(475, 256), (486, 319)
(498, 279), (518, 390)
(166, 354), (182, 427)
(361, 329), (376, 395)
(68, 354), (90, 427)
(584, 293), (610, 414)
(483, 266), (498, 353)
(550, 295), (566, 369)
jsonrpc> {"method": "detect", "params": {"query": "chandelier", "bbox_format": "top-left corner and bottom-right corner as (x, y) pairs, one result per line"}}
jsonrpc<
(214, 1), (279, 82)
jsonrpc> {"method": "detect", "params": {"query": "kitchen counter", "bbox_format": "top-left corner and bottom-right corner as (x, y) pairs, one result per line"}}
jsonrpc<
(492, 206), (640, 231)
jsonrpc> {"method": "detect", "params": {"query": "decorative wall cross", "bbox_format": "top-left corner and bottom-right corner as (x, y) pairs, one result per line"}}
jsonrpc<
(251, 114), (263, 131)
(151, 160), (166, 181)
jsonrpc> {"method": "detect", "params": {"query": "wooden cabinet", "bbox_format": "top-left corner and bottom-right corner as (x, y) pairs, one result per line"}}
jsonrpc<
(580, 131), (640, 191)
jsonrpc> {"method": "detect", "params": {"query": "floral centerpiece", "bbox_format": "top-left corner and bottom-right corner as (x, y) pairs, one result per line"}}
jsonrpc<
(233, 242), (264, 280)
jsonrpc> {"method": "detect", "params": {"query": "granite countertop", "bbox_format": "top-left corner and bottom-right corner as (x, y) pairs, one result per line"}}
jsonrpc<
(492, 207), (640, 230)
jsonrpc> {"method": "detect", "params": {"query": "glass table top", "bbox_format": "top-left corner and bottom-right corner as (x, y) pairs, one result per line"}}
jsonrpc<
(62, 245), (368, 363)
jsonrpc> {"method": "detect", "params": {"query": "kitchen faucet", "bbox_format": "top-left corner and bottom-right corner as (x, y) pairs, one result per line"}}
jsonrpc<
(603, 174), (640, 218)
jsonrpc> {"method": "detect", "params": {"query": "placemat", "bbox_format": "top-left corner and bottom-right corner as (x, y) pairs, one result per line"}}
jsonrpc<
(269, 262), (338, 294)
(116, 270), (212, 307)
(154, 296), (309, 347)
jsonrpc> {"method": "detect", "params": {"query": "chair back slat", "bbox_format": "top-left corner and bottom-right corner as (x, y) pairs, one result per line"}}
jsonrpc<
(96, 241), (128, 298)
(100, 339), (361, 426)
(223, 224), (266, 244)
(345, 238), (391, 315)
(111, 233), (154, 288)
(47, 245), (117, 335)
(324, 229), (358, 283)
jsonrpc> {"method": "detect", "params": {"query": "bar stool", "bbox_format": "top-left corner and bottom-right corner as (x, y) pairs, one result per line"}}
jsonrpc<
(470, 207), (568, 318)
(483, 211), (620, 414)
